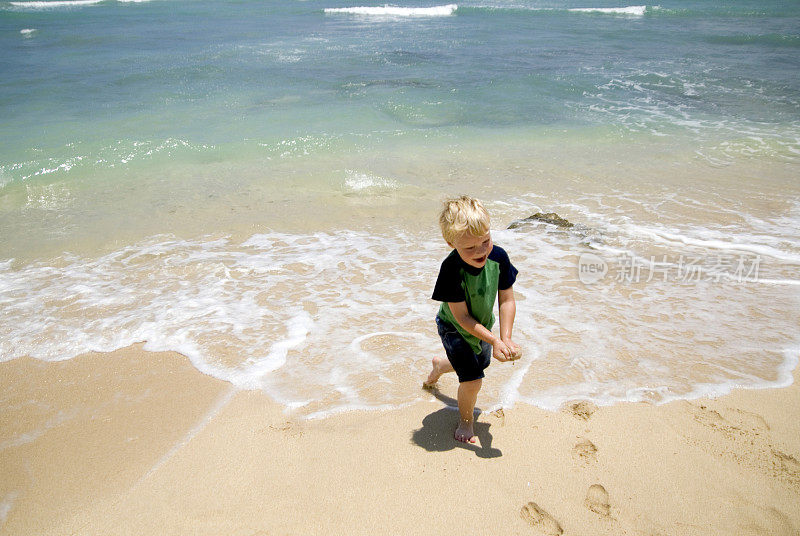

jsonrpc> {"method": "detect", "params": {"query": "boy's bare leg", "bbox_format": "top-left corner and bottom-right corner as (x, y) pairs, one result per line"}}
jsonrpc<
(455, 378), (482, 443)
(424, 356), (454, 387)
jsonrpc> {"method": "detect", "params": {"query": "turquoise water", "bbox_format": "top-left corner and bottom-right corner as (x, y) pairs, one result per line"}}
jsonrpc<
(2, 0), (798, 184)
(2, 0), (799, 257)
(1, 0), (799, 417)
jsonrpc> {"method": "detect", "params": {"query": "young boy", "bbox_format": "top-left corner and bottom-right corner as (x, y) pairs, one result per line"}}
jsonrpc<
(425, 195), (521, 444)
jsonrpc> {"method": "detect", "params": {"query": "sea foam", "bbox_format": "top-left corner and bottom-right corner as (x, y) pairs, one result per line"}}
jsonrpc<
(9, 0), (149, 7)
(568, 6), (647, 16)
(10, 0), (103, 7)
(343, 170), (400, 194)
(1, 200), (798, 419)
(324, 4), (457, 16)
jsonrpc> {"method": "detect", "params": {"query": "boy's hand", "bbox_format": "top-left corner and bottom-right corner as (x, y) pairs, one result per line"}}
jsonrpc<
(491, 338), (513, 361)
(503, 339), (522, 361)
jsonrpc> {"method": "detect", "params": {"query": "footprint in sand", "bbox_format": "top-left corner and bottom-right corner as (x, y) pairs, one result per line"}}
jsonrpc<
(490, 408), (506, 426)
(692, 404), (770, 436)
(727, 407), (770, 432)
(687, 405), (799, 487)
(585, 484), (610, 516)
(572, 437), (597, 462)
(772, 449), (800, 484)
(734, 503), (796, 536)
(566, 400), (597, 421)
(520, 502), (563, 535)
(773, 450), (800, 471)
(268, 421), (303, 438)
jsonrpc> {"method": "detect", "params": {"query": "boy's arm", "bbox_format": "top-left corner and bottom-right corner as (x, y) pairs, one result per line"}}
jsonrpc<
(498, 286), (516, 342)
(448, 301), (512, 361)
(498, 286), (520, 357)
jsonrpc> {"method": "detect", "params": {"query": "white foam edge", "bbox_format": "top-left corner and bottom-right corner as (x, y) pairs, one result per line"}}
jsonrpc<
(629, 225), (800, 263)
(10, 0), (103, 7)
(237, 310), (314, 388)
(520, 343), (800, 411)
(571, 207), (800, 266)
(568, 5), (646, 16)
(752, 278), (800, 286)
(324, 4), (457, 17)
(343, 170), (400, 192)
(0, 492), (18, 527)
(491, 343), (539, 411)
(304, 400), (419, 420)
(135, 386), (237, 486)
(0, 407), (80, 451)
(139, 310), (314, 390)
(349, 331), (429, 362)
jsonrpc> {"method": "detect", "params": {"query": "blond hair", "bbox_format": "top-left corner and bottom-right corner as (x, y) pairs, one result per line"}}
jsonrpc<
(439, 195), (491, 245)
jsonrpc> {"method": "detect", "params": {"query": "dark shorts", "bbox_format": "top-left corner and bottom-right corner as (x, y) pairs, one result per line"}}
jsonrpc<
(436, 316), (491, 383)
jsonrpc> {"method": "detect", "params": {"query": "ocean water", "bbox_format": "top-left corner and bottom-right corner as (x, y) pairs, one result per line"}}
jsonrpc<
(1, 0), (798, 418)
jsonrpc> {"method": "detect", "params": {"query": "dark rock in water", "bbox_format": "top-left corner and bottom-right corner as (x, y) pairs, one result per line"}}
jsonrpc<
(507, 211), (603, 249)
(507, 212), (574, 230)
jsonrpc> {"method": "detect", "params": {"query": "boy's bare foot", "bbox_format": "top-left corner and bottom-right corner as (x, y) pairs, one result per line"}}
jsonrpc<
(423, 356), (448, 388)
(455, 418), (477, 444)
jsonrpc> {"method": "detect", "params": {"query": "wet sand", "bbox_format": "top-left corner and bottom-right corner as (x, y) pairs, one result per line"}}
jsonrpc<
(1, 345), (799, 535)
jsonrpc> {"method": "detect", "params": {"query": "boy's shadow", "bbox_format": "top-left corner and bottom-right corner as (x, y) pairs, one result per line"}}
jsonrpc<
(411, 386), (502, 458)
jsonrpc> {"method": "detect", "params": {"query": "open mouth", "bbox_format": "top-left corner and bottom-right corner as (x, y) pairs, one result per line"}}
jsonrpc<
(473, 255), (487, 264)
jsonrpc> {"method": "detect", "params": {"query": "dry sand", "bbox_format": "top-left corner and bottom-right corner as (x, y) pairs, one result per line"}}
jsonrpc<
(2, 345), (799, 535)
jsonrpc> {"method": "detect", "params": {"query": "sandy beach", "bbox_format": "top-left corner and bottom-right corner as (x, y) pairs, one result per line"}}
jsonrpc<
(3, 1), (799, 534)
(2, 345), (798, 535)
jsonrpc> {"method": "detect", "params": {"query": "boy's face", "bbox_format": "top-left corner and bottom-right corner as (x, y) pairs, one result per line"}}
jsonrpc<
(449, 231), (493, 269)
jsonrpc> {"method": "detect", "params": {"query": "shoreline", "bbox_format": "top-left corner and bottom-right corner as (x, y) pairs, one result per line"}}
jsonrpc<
(2, 345), (799, 535)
